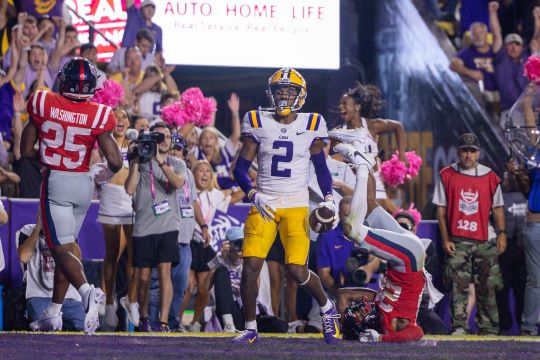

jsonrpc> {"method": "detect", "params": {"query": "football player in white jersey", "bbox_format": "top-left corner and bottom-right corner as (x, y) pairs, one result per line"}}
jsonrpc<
(232, 68), (341, 344)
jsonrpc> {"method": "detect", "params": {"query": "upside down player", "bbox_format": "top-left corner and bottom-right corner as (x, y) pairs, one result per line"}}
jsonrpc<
(232, 68), (341, 344)
(331, 136), (442, 343)
(21, 58), (123, 334)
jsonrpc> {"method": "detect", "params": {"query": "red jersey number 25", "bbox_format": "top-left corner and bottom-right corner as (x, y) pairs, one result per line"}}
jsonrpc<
(40, 120), (91, 170)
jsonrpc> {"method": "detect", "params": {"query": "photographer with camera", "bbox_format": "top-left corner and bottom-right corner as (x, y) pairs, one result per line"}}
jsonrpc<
(317, 197), (381, 300)
(125, 121), (186, 332)
(147, 132), (211, 331)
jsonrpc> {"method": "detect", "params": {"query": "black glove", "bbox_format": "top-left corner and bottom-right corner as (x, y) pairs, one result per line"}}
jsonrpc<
(127, 145), (139, 162)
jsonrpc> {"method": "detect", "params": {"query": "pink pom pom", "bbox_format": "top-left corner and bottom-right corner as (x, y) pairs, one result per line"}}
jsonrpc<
(524, 56), (540, 84)
(380, 152), (408, 187)
(380, 151), (423, 187)
(161, 87), (217, 128)
(91, 80), (124, 108)
(160, 101), (186, 127)
(405, 150), (423, 179)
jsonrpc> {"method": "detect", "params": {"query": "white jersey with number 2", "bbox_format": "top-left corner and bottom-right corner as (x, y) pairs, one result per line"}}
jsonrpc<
(241, 110), (328, 208)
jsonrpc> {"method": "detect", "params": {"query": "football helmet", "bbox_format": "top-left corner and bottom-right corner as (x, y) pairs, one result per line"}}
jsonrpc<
(342, 296), (382, 340)
(58, 57), (98, 101)
(264, 68), (307, 116)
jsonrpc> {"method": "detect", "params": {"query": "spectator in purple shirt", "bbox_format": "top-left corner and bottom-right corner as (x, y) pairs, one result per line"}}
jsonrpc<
(450, 2), (502, 112)
(492, 5), (540, 129)
(121, 0), (162, 53)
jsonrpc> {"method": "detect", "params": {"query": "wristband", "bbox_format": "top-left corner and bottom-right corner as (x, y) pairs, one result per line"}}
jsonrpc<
(497, 229), (506, 235)
(247, 189), (257, 201)
(158, 161), (166, 167)
(200, 224), (208, 229)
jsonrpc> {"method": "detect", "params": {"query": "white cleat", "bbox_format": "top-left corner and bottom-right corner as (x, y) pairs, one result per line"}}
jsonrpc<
(120, 295), (140, 327)
(29, 311), (63, 332)
(333, 143), (375, 173)
(84, 286), (105, 335)
(328, 128), (365, 146)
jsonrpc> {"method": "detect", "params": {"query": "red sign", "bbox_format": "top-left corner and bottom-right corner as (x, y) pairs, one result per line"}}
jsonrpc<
(68, 0), (127, 62)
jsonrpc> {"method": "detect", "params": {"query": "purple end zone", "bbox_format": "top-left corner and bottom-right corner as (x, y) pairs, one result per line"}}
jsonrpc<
(0, 334), (539, 360)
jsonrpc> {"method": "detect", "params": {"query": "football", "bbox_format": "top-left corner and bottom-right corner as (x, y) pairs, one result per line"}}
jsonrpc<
(309, 206), (336, 233)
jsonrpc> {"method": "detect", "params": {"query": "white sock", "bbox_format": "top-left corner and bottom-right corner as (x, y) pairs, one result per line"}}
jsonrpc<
(245, 320), (257, 331)
(45, 302), (62, 315)
(79, 283), (93, 306)
(320, 299), (333, 313)
(222, 314), (234, 327)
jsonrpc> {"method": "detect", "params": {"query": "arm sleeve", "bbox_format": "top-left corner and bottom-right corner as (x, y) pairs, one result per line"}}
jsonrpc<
(233, 156), (254, 196)
(311, 150), (333, 198)
(380, 323), (424, 343)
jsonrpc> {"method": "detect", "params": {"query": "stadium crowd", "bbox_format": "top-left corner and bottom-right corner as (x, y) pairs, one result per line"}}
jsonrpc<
(0, 0), (538, 340)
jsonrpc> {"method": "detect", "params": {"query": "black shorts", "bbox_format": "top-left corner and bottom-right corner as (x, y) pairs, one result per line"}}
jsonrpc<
(266, 234), (285, 264)
(190, 241), (216, 273)
(133, 231), (179, 268)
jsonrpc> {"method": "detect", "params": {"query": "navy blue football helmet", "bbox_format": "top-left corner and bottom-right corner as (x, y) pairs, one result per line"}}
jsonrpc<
(342, 296), (382, 340)
(58, 57), (98, 101)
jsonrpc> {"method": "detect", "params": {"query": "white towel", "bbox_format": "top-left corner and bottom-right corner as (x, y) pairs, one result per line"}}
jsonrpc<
(423, 268), (444, 305)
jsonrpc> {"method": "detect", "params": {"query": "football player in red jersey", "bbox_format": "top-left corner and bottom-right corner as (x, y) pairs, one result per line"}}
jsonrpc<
(21, 57), (123, 334)
(331, 140), (442, 343)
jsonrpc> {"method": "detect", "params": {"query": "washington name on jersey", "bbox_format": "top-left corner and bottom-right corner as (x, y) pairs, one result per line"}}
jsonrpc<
(241, 110), (328, 208)
(27, 90), (116, 173)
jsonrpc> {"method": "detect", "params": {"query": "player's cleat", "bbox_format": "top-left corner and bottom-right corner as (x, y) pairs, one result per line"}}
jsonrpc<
(29, 311), (63, 332)
(333, 143), (375, 173)
(328, 128), (365, 147)
(120, 296), (140, 327)
(83, 286), (105, 335)
(231, 329), (258, 344)
(321, 302), (341, 345)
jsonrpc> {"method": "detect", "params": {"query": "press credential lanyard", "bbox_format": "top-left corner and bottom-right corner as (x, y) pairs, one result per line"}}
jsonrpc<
(149, 158), (170, 205)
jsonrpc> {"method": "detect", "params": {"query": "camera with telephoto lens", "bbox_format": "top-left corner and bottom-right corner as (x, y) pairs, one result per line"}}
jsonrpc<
(345, 247), (370, 286)
(132, 130), (165, 163)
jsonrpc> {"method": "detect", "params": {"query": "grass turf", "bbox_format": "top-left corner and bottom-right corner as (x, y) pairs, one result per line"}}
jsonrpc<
(0, 332), (539, 359)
